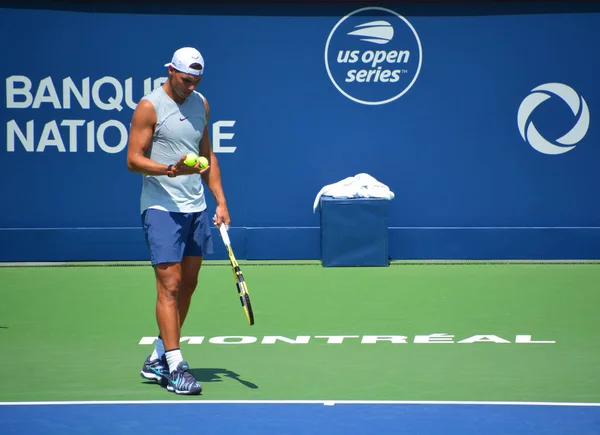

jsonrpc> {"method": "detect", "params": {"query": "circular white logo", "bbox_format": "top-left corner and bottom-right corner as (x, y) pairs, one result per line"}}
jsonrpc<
(517, 83), (590, 155)
(324, 7), (423, 105)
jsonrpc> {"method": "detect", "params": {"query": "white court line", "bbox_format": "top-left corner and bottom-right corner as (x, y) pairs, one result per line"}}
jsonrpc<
(0, 400), (599, 407)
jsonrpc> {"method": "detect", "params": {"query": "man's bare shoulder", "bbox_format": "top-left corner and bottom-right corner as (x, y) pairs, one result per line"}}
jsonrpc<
(193, 91), (210, 118)
(132, 98), (157, 125)
(136, 98), (156, 112)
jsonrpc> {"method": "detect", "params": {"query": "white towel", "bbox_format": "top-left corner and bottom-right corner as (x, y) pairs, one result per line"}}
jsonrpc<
(313, 173), (395, 212)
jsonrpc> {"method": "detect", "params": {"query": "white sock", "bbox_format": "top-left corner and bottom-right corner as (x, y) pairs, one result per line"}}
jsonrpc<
(150, 336), (165, 361)
(165, 348), (184, 373)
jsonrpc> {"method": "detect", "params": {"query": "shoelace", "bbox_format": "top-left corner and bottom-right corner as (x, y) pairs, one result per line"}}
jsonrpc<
(179, 368), (198, 386)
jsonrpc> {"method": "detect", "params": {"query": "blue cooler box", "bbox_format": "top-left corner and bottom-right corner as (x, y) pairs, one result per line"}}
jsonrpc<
(319, 196), (390, 267)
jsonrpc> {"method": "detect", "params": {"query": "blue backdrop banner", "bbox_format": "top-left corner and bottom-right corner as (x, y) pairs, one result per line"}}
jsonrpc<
(0, 3), (598, 261)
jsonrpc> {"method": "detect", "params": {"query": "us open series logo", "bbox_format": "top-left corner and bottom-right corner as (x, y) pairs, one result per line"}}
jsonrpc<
(324, 7), (423, 105)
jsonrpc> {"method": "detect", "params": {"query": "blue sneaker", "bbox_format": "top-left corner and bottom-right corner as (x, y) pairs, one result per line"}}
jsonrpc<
(140, 355), (169, 385)
(167, 361), (202, 395)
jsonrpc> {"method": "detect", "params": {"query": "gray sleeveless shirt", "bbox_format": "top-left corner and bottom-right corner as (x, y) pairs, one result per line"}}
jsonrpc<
(139, 87), (207, 214)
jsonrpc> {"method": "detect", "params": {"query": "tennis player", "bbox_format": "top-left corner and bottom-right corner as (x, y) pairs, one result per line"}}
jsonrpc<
(127, 47), (230, 395)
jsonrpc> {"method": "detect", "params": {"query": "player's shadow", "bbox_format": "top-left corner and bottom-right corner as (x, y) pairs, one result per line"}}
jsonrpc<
(191, 368), (259, 389)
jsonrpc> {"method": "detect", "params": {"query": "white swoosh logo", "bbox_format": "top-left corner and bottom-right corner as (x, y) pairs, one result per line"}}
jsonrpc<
(348, 20), (394, 44)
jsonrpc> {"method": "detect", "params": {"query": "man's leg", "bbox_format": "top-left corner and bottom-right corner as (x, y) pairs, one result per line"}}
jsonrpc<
(154, 262), (182, 351)
(140, 261), (181, 383)
(177, 210), (213, 327)
(154, 260), (202, 395)
(178, 256), (203, 327)
(140, 209), (184, 383)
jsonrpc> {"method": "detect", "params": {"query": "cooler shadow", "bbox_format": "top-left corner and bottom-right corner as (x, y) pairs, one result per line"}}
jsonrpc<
(191, 368), (259, 390)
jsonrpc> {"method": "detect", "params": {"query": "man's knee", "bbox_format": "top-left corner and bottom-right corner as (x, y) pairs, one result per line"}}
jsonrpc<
(160, 277), (181, 296)
(155, 264), (182, 297)
(181, 276), (198, 294)
(180, 257), (202, 295)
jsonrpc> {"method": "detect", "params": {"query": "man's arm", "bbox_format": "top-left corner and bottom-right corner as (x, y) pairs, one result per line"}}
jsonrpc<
(127, 99), (202, 176)
(126, 100), (168, 175)
(200, 98), (230, 226)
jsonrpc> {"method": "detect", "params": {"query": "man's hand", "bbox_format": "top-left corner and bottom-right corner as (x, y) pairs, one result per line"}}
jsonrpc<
(213, 203), (231, 228)
(171, 154), (210, 176)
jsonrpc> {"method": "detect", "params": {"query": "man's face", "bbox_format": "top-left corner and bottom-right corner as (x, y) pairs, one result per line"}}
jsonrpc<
(169, 67), (202, 99)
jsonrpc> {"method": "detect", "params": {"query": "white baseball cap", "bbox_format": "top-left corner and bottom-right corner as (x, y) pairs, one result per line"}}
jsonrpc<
(164, 47), (204, 76)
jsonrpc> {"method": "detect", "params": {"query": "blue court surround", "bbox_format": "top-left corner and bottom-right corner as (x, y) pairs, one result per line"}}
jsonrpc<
(1, 402), (599, 435)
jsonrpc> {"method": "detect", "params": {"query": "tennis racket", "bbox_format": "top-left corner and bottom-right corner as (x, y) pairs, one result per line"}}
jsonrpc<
(219, 225), (255, 326)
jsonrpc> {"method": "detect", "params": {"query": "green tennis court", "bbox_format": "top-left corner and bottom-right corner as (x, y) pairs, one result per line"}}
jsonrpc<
(1, 262), (599, 405)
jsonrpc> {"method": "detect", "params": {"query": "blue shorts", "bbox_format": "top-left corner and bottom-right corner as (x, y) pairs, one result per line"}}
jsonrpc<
(141, 208), (214, 265)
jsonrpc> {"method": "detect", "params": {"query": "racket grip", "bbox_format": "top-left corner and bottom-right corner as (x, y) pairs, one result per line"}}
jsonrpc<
(219, 224), (231, 246)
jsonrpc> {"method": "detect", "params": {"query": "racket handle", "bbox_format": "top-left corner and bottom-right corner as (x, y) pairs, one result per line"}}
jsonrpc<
(219, 224), (231, 246)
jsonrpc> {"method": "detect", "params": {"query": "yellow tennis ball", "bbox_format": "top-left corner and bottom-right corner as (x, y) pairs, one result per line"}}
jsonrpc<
(184, 152), (198, 167)
(198, 156), (209, 169)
